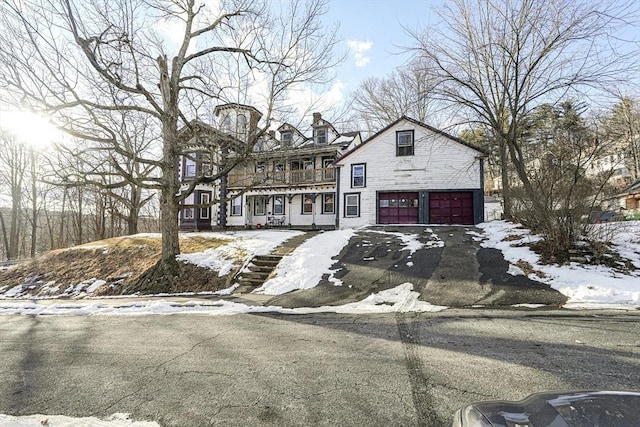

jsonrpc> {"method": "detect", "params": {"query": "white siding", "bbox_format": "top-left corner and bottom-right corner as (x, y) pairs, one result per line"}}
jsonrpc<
(337, 119), (482, 228)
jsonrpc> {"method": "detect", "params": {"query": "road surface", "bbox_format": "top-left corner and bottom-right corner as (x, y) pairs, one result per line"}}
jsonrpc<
(1, 310), (638, 426)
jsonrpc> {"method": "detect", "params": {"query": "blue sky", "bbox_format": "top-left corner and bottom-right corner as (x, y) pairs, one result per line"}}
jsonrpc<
(312, 0), (442, 109)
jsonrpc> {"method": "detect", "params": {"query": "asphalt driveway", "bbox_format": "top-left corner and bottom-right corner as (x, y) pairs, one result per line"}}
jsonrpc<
(266, 226), (567, 308)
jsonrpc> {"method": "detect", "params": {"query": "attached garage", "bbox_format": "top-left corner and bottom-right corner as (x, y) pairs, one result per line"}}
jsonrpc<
(428, 191), (474, 225)
(378, 192), (419, 224)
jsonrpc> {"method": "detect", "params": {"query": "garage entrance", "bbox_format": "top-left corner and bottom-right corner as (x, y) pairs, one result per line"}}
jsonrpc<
(378, 192), (419, 224)
(429, 192), (474, 224)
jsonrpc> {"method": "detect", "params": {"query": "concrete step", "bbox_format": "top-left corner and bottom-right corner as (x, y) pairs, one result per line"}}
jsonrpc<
(252, 257), (282, 267)
(241, 271), (270, 280)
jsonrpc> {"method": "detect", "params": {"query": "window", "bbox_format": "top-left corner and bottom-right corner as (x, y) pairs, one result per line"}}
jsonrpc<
(274, 163), (285, 181)
(273, 195), (285, 215)
(237, 114), (247, 135)
(254, 196), (266, 216)
(222, 115), (232, 133)
(184, 155), (196, 177)
(351, 164), (365, 188)
(200, 192), (210, 220)
(304, 160), (314, 182)
(281, 131), (292, 146)
(322, 193), (334, 214)
(231, 196), (242, 216)
(255, 162), (266, 182)
(315, 127), (327, 144)
(183, 208), (194, 219)
(396, 130), (414, 156)
(344, 193), (360, 218)
(302, 194), (314, 214)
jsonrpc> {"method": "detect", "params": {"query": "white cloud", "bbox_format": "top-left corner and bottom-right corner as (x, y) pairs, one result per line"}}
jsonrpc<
(347, 39), (373, 67)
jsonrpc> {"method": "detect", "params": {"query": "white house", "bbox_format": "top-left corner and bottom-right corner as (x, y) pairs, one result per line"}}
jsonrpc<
(333, 116), (486, 228)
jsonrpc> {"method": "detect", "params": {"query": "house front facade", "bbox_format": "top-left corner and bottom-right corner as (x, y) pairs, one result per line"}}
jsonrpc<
(178, 107), (485, 230)
(334, 116), (486, 228)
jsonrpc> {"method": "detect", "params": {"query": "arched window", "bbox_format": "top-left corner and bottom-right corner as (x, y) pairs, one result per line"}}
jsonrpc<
(222, 114), (232, 133)
(237, 114), (247, 135)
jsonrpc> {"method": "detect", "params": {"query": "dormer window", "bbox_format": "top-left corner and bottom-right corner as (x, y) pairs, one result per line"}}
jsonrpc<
(315, 127), (327, 144)
(281, 131), (292, 146)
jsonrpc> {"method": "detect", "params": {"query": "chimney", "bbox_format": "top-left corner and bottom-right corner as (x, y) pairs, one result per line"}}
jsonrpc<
(312, 112), (322, 125)
(268, 130), (275, 138)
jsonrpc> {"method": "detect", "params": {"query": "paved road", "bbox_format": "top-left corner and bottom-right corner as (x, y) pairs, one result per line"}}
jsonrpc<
(1, 310), (639, 426)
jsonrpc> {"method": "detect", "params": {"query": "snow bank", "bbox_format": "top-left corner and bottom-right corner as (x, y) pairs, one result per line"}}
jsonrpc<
(477, 220), (640, 308)
(255, 230), (355, 295)
(0, 413), (159, 426)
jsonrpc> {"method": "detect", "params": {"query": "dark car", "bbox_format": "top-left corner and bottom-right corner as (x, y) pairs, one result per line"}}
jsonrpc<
(452, 390), (640, 427)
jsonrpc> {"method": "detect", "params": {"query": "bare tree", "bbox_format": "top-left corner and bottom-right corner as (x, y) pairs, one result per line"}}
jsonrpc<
(0, 0), (340, 288)
(601, 96), (640, 181)
(0, 130), (28, 259)
(348, 58), (442, 134)
(408, 0), (640, 218)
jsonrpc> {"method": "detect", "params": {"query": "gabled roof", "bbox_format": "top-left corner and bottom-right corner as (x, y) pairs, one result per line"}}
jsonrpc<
(335, 116), (487, 164)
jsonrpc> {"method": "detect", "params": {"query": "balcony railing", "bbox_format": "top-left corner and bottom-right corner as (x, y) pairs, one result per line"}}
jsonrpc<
(228, 167), (336, 188)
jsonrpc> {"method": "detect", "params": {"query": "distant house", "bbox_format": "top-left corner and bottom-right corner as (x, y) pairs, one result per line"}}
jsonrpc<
(177, 107), (485, 230)
(614, 179), (640, 218)
(333, 116), (486, 228)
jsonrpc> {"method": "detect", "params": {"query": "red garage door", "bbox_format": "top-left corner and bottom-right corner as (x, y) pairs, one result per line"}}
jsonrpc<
(429, 192), (474, 224)
(378, 192), (419, 224)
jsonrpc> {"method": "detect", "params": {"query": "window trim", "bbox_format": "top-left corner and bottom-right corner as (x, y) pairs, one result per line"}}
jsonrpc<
(302, 194), (314, 215)
(183, 207), (194, 219)
(273, 194), (285, 215)
(322, 193), (335, 214)
(351, 163), (366, 188)
(281, 131), (293, 146)
(315, 127), (328, 144)
(231, 196), (242, 216)
(396, 130), (415, 156)
(344, 193), (360, 218)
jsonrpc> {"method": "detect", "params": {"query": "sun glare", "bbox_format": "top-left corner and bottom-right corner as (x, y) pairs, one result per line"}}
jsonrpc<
(0, 110), (60, 149)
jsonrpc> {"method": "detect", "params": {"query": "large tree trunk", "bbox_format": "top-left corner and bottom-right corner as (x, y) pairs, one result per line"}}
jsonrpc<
(499, 139), (512, 219)
(30, 149), (37, 258)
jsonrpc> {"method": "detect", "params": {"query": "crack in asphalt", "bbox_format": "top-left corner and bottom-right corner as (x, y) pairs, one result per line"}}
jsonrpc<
(396, 313), (446, 427)
(95, 331), (227, 415)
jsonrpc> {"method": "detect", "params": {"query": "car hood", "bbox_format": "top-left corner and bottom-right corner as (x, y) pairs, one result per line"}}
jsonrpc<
(453, 390), (640, 427)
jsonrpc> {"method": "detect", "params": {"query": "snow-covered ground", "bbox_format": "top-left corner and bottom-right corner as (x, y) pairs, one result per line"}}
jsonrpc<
(476, 221), (640, 309)
(0, 413), (158, 427)
(1, 222), (639, 315)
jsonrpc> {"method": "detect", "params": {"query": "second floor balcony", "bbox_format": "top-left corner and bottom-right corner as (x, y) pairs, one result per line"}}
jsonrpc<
(228, 167), (336, 189)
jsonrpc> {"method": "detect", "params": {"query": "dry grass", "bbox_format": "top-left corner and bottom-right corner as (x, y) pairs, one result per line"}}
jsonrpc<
(0, 235), (237, 297)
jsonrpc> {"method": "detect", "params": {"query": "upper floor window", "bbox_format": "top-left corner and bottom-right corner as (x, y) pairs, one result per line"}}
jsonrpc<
(222, 115), (232, 133)
(184, 154), (196, 177)
(351, 164), (365, 188)
(281, 131), (292, 146)
(237, 114), (247, 135)
(315, 127), (328, 144)
(396, 130), (414, 156)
